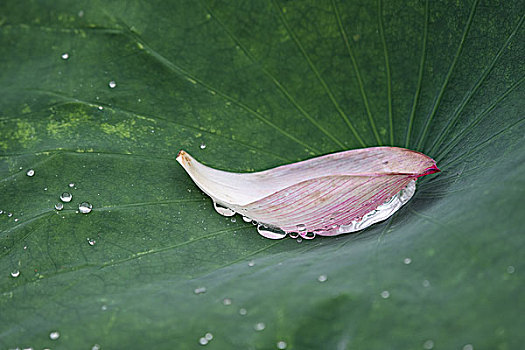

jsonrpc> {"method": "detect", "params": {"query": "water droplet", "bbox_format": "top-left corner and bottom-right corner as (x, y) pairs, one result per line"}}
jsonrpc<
(61, 53), (69, 60)
(296, 224), (306, 232)
(92, 344), (101, 350)
(254, 322), (265, 331)
(423, 340), (434, 349)
(230, 217), (236, 223)
(98, 106), (104, 110)
(14, 218), (19, 222)
(78, 10), (84, 17)
(87, 238), (96, 246)
(11, 270), (20, 278)
(338, 180), (417, 234)
(463, 344), (474, 350)
(422, 280), (430, 287)
(26, 169), (35, 177)
(79, 202), (92, 214)
(248, 260), (255, 267)
(222, 298), (232, 305)
(403, 257), (412, 265)
(108, 80), (117, 88)
(257, 224), (287, 239)
(380, 290), (390, 299)
(302, 231), (316, 240)
(289, 232), (299, 239)
(277, 341), (287, 349)
(200, 143), (206, 149)
(60, 192), (72, 203)
(49, 331), (60, 340)
(205, 333), (213, 341)
(296, 237), (302, 243)
(7, 212), (13, 217)
(317, 274), (328, 282)
(242, 216), (252, 223)
(239, 308), (247, 315)
(55, 203), (64, 211)
(69, 183), (75, 188)
(194, 287), (207, 294)
(199, 337), (208, 345)
(0, 210), (3, 214)
(507, 265), (515, 274)
(213, 202), (235, 217)
(101, 305), (107, 311)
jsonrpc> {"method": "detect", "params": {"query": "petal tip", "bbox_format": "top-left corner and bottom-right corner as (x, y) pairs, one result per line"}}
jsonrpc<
(417, 164), (440, 177)
(176, 150), (190, 165)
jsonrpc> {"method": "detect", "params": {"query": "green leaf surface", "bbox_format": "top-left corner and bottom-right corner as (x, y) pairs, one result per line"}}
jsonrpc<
(1, 0), (523, 349)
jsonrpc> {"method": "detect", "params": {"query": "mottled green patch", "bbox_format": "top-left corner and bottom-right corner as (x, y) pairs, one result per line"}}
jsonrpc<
(101, 119), (136, 139)
(46, 107), (94, 137)
(0, 120), (37, 150)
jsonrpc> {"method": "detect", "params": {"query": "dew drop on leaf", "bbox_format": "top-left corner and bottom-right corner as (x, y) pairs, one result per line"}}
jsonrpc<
(277, 341), (287, 349)
(61, 53), (69, 60)
(380, 290), (390, 299)
(239, 308), (247, 316)
(213, 202), (235, 217)
(49, 331), (60, 340)
(254, 322), (265, 331)
(194, 287), (207, 294)
(10, 270), (20, 278)
(54, 203), (64, 211)
(256, 224), (287, 239)
(289, 232), (299, 239)
(78, 202), (92, 214)
(108, 80), (117, 88)
(317, 274), (327, 282)
(26, 169), (34, 177)
(423, 340), (434, 349)
(60, 192), (72, 203)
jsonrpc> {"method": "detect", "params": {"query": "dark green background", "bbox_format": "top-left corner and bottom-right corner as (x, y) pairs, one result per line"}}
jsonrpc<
(1, 0), (523, 349)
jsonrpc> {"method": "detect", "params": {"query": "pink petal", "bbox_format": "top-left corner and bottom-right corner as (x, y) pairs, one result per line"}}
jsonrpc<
(177, 147), (439, 239)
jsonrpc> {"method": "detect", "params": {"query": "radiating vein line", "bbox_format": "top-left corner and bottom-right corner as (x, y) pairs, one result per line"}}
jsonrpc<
(440, 116), (525, 170)
(436, 76), (524, 162)
(193, 240), (284, 278)
(124, 29), (320, 154)
(0, 153), (59, 183)
(202, 1), (346, 149)
(99, 225), (253, 269)
(97, 199), (204, 211)
(332, 0), (380, 146)
(415, 0), (479, 150)
(0, 211), (54, 236)
(272, 0), (367, 147)
(405, 0), (429, 148)
(0, 149), (177, 162)
(429, 14), (524, 155)
(31, 90), (292, 162)
(377, 0), (393, 145)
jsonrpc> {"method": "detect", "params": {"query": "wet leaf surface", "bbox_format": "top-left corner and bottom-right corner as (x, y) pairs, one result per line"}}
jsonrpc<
(1, 1), (523, 349)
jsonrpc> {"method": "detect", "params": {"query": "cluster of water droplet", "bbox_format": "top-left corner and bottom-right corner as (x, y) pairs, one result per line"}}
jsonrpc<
(210, 180), (416, 240)
(198, 332), (213, 346)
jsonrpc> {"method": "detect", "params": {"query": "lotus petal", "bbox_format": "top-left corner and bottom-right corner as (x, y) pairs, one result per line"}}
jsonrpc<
(176, 147), (440, 239)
